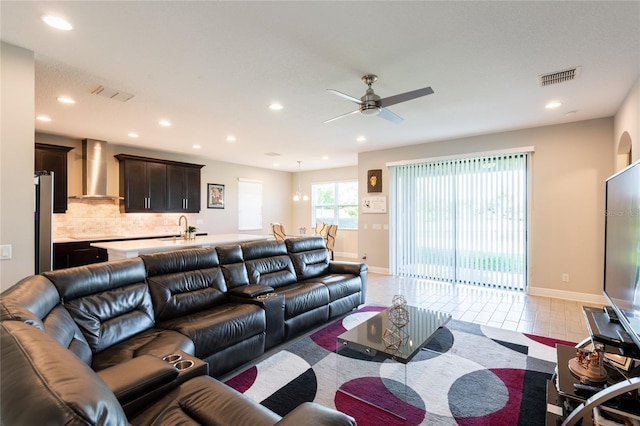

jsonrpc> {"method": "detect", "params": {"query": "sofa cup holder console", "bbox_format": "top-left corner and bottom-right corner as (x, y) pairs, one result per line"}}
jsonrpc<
(162, 352), (200, 375)
(256, 292), (278, 301)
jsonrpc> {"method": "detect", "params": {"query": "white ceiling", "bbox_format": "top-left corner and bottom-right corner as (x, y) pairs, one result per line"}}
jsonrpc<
(2, 1), (639, 172)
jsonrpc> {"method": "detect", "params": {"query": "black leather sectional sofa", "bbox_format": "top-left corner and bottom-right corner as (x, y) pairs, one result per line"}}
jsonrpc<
(0, 236), (366, 425)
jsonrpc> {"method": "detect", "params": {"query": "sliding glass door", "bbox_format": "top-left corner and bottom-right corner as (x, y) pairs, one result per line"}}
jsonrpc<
(389, 152), (529, 291)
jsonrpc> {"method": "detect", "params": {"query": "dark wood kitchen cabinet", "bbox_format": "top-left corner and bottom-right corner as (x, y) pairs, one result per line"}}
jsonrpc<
(117, 157), (167, 212)
(166, 164), (202, 212)
(53, 242), (108, 270)
(35, 143), (74, 213)
(115, 154), (203, 213)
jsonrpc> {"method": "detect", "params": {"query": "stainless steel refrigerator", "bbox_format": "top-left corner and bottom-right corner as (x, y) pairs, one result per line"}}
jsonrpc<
(35, 171), (53, 273)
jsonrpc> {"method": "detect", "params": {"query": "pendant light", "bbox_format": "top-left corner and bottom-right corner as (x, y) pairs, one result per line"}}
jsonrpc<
(293, 160), (309, 201)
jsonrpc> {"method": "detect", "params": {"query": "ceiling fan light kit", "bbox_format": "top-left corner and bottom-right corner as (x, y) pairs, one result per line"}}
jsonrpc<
(324, 74), (433, 124)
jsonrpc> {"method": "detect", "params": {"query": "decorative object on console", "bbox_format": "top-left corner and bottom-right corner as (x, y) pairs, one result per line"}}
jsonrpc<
(208, 183), (225, 209)
(367, 169), (382, 193)
(568, 344), (608, 382)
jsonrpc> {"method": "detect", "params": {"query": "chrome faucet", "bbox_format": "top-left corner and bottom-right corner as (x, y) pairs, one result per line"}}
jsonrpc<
(178, 215), (188, 239)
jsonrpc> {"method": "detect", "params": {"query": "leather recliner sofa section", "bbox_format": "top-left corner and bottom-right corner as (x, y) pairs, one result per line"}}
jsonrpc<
(1, 320), (357, 426)
(0, 236), (366, 425)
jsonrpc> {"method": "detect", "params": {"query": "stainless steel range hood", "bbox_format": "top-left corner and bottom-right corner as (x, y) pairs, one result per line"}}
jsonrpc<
(70, 139), (121, 199)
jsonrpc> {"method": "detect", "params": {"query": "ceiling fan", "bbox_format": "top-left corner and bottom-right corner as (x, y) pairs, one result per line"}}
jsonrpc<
(324, 74), (434, 124)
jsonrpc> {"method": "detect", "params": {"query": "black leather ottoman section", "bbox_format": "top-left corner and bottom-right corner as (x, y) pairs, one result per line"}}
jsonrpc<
(204, 333), (265, 378)
(158, 303), (265, 359)
(91, 328), (195, 371)
(128, 375), (282, 426)
(284, 305), (330, 339)
(277, 282), (330, 319)
(328, 293), (362, 318)
(310, 274), (362, 302)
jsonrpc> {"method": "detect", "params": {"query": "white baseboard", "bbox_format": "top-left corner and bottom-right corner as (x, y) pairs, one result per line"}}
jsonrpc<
(527, 286), (607, 305)
(334, 251), (358, 260)
(366, 266), (391, 275)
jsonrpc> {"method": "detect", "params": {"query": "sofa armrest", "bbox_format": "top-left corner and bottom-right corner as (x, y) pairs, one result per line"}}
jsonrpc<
(328, 261), (367, 276)
(97, 355), (178, 404)
(227, 284), (274, 298)
(274, 402), (356, 426)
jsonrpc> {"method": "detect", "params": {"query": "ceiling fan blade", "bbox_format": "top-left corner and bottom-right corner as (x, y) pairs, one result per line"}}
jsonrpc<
(323, 109), (360, 124)
(379, 86), (434, 108)
(377, 107), (403, 124)
(327, 89), (361, 104)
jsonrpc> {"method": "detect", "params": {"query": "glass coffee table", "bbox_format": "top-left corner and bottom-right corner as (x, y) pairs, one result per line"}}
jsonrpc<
(336, 305), (451, 420)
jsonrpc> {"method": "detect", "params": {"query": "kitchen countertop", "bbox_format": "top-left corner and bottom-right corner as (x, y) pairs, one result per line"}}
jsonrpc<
(91, 233), (272, 260)
(54, 233), (189, 243)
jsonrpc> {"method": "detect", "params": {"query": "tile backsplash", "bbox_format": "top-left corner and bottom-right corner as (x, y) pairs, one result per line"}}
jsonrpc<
(53, 199), (198, 239)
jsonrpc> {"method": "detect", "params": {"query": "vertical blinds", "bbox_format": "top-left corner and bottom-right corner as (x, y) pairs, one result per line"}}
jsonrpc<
(389, 152), (529, 290)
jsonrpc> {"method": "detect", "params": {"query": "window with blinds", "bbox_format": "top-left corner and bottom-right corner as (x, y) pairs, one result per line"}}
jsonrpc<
(389, 152), (529, 290)
(238, 178), (263, 231)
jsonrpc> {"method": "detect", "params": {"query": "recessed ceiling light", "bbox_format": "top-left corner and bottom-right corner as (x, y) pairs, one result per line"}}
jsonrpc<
(192, 144), (201, 149)
(36, 115), (52, 122)
(57, 96), (75, 104)
(545, 101), (562, 109)
(127, 132), (139, 138)
(269, 103), (283, 111)
(322, 156), (329, 160)
(226, 135), (236, 142)
(158, 120), (171, 127)
(273, 163), (280, 167)
(356, 136), (366, 142)
(42, 15), (73, 31)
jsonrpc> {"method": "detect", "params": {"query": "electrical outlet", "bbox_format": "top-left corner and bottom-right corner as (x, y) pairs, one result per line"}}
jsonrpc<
(562, 274), (569, 283)
(0, 245), (12, 260)
(362, 253), (367, 260)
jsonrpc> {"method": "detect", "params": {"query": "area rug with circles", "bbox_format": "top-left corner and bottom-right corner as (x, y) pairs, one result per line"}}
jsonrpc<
(225, 306), (575, 426)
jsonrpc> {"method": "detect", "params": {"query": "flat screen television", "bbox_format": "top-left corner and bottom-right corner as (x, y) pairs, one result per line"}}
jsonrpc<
(603, 160), (640, 350)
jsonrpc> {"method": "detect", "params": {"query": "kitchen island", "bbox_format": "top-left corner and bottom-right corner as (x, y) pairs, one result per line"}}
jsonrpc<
(91, 233), (271, 260)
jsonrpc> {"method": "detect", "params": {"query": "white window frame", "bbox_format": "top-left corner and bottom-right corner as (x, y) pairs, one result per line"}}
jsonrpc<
(238, 178), (263, 231)
(311, 180), (358, 230)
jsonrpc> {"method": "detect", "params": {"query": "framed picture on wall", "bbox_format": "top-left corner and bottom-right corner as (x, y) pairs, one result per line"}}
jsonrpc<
(367, 169), (382, 193)
(208, 183), (225, 209)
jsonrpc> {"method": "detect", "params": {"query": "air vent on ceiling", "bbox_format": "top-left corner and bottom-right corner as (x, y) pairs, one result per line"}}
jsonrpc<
(91, 85), (135, 102)
(265, 152), (281, 157)
(538, 66), (581, 87)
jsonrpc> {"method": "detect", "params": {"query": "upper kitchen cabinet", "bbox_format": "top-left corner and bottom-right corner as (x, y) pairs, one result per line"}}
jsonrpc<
(115, 154), (203, 213)
(167, 164), (202, 212)
(35, 143), (73, 213)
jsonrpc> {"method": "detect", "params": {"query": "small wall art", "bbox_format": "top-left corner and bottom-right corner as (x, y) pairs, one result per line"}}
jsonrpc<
(367, 169), (382, 193)
(208, 183), (225, 209)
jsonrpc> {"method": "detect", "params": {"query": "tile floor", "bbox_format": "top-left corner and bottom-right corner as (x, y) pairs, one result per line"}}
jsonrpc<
(365, 272), (598, 344)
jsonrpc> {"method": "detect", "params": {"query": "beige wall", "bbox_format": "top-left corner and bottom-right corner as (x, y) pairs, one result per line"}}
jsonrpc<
(1, 43), (35, 292)
(614, 75), (639, 170)
(34, 133), (293, 239)
(293, 166), (359, 259)
(359, 118), (615, 301)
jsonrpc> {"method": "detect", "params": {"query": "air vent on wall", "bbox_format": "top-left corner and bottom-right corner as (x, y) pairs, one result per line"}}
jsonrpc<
(538, 66), (581, 87)
(91, 85), (135, 102)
